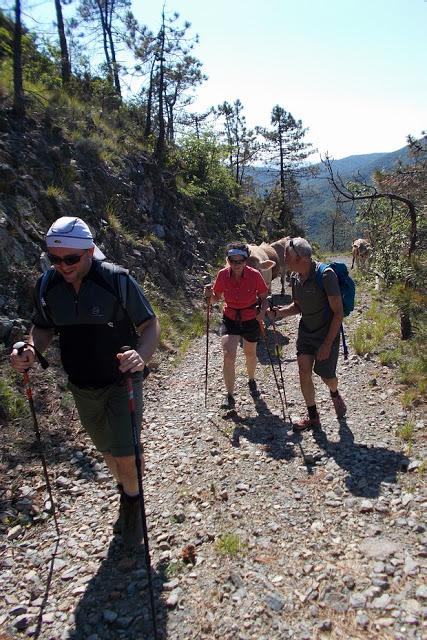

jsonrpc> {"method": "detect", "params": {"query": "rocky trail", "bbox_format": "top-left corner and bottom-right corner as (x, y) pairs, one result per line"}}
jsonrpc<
(1, 277), (426, 640)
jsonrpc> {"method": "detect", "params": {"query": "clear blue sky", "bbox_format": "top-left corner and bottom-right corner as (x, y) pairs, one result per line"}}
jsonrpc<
(23, 0), (427, 160)
(133, 0), (426, 160)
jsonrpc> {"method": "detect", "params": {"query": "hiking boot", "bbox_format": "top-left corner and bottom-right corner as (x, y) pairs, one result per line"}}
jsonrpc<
(113, 485), (124, 534)
(221, 393), (235, 409)
(248, 379), (260, 397)
(293, 414), (321, 432)
(331, 393), (347, 418)
(121, 494), (143, 549)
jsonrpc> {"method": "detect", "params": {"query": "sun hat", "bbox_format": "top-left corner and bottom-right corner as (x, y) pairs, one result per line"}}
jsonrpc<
(46, 217), (106, 260)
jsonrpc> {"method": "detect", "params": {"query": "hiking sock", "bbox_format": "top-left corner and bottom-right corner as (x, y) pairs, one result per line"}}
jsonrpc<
(330, 390), (339, 398)
(122, 492), (143, 548)
(123, 492), (139, 502)
(307, 405), (318, 419)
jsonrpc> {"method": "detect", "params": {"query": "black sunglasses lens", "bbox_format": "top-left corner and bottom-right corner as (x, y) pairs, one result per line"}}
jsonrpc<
(48, 253), (82, 265)
(64, 254), (82, 265)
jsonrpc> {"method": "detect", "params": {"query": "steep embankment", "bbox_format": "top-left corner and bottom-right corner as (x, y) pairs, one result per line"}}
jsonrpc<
(0, 106), (240, 347)
(1, 280), (425, 640)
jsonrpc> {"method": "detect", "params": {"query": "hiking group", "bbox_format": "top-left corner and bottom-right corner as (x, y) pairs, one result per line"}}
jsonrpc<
(205, 237), (348, 429)
(10, 218), (350, 552)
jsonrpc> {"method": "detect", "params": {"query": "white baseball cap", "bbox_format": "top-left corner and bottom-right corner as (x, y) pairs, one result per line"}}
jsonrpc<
(46, 217), (106, 260)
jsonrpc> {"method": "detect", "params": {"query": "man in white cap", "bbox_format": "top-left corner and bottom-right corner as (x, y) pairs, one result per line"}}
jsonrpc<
(10, 216), (160, 549)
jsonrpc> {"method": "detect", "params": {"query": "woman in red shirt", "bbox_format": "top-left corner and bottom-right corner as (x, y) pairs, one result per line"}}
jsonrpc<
(204, 242), (269, 409)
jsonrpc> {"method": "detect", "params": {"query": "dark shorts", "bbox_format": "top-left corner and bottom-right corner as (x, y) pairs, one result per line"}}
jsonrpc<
(220, 316), (261, 343)
(68, 378), (143, 457)
(297, 335), (340, 379)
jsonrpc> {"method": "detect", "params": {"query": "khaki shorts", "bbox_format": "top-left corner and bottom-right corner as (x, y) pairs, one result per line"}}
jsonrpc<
(68, 378), (143, 457)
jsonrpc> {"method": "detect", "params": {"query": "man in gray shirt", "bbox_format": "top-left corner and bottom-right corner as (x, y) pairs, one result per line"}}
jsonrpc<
(268, 237), (346, 430)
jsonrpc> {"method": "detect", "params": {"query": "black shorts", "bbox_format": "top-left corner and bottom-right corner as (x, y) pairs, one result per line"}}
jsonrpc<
(220, 316), (260, 343)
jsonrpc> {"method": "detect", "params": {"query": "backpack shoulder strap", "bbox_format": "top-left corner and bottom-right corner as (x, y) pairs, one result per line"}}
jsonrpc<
(38, 262), (130, 324)
(315, 262), (330, 289)
(38, 267), (57, 324)
(91, 261), (129, 310)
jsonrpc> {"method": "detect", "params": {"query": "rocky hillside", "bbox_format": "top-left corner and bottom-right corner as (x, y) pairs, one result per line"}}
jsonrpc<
(0, 105), (242, 346)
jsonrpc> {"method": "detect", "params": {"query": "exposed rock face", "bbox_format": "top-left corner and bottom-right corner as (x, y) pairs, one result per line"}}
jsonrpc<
(0, 109), (233, 342)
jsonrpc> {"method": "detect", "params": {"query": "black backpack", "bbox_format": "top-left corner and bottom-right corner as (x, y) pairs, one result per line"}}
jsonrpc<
(37, 262), (150, 378)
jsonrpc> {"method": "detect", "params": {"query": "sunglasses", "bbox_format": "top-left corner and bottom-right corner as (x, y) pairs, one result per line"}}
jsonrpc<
(228, 258), (246, 264)
(47, 252), (85, 266)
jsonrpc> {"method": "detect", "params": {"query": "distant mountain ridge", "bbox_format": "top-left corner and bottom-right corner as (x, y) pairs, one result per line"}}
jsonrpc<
(248, 145), (410, 247)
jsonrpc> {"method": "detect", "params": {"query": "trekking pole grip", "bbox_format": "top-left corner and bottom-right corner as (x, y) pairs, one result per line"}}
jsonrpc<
(13, 340), (49, 370)
(14, 340), (27, 358)
(119, 344), (133, 380)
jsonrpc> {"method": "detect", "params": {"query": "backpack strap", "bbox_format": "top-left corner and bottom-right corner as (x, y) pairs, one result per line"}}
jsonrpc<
(115, 270), (128, 309)
(40, 261), (129, 323)
(315, 262), (332, 289)
(39, 268), (56, 325)
(315, 262), (348, 360)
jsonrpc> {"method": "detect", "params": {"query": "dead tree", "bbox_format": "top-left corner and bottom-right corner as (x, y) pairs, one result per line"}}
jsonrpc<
(323, 155), (417, 256)
(323, 155), (417, 339)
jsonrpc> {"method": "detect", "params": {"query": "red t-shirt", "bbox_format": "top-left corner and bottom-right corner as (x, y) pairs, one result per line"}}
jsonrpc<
(213, 265), (268, 321)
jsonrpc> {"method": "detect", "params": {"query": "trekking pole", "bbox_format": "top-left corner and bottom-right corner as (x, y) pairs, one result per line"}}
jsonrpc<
(267, 296), (292, 422)
(203, 275), (211, 408)
(258, 321), (286, 421)
(12, 341), (60, 537)
(340, 325), (349, 360)
(119, 347), (158, 640)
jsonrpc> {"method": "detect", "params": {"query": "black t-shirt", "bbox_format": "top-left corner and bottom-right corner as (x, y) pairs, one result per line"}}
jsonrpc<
(32, 261), (155, 388)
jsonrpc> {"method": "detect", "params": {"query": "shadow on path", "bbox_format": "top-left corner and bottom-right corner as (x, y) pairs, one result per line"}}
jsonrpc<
(68, 537), (168, 640)
(312, 419), (409, 498)
(227, 395), (297, 462)
(256, 326), (292, 369)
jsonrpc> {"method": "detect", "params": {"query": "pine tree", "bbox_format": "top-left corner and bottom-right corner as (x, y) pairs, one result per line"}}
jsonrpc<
(258, 105), (313, 231)
(217, 100), (259, 185)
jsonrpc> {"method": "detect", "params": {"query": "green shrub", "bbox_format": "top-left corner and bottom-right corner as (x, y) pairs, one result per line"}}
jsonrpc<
(0, 376), (27, 422)
(46, 185), (66, 199)
(215, 532), (245, 557)
(351, 302), (399, 354)
(395, 421), (415, 443)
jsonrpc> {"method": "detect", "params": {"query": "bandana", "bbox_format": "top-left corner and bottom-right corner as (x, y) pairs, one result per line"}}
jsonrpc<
(46, 217), (106, 260)
(227, 249), (248, 258)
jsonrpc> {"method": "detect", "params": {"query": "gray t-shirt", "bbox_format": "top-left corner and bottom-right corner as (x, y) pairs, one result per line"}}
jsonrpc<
(291, 261), (341, 341)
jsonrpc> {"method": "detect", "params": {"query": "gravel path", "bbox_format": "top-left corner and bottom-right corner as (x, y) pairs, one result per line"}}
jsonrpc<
(1, 279), (426, 640)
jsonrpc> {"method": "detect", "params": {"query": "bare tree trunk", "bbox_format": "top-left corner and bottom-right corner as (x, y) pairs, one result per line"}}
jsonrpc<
(106, 26), (121, 97)
(278, 130), (287, 227)
(13, 0), (25, 118)
(144, 60), (155, 139)
(54, 0), (71, 84)
(95, 0), (113, 88)
(165, 87), (177, 143)
(155, 13), (166, 161)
